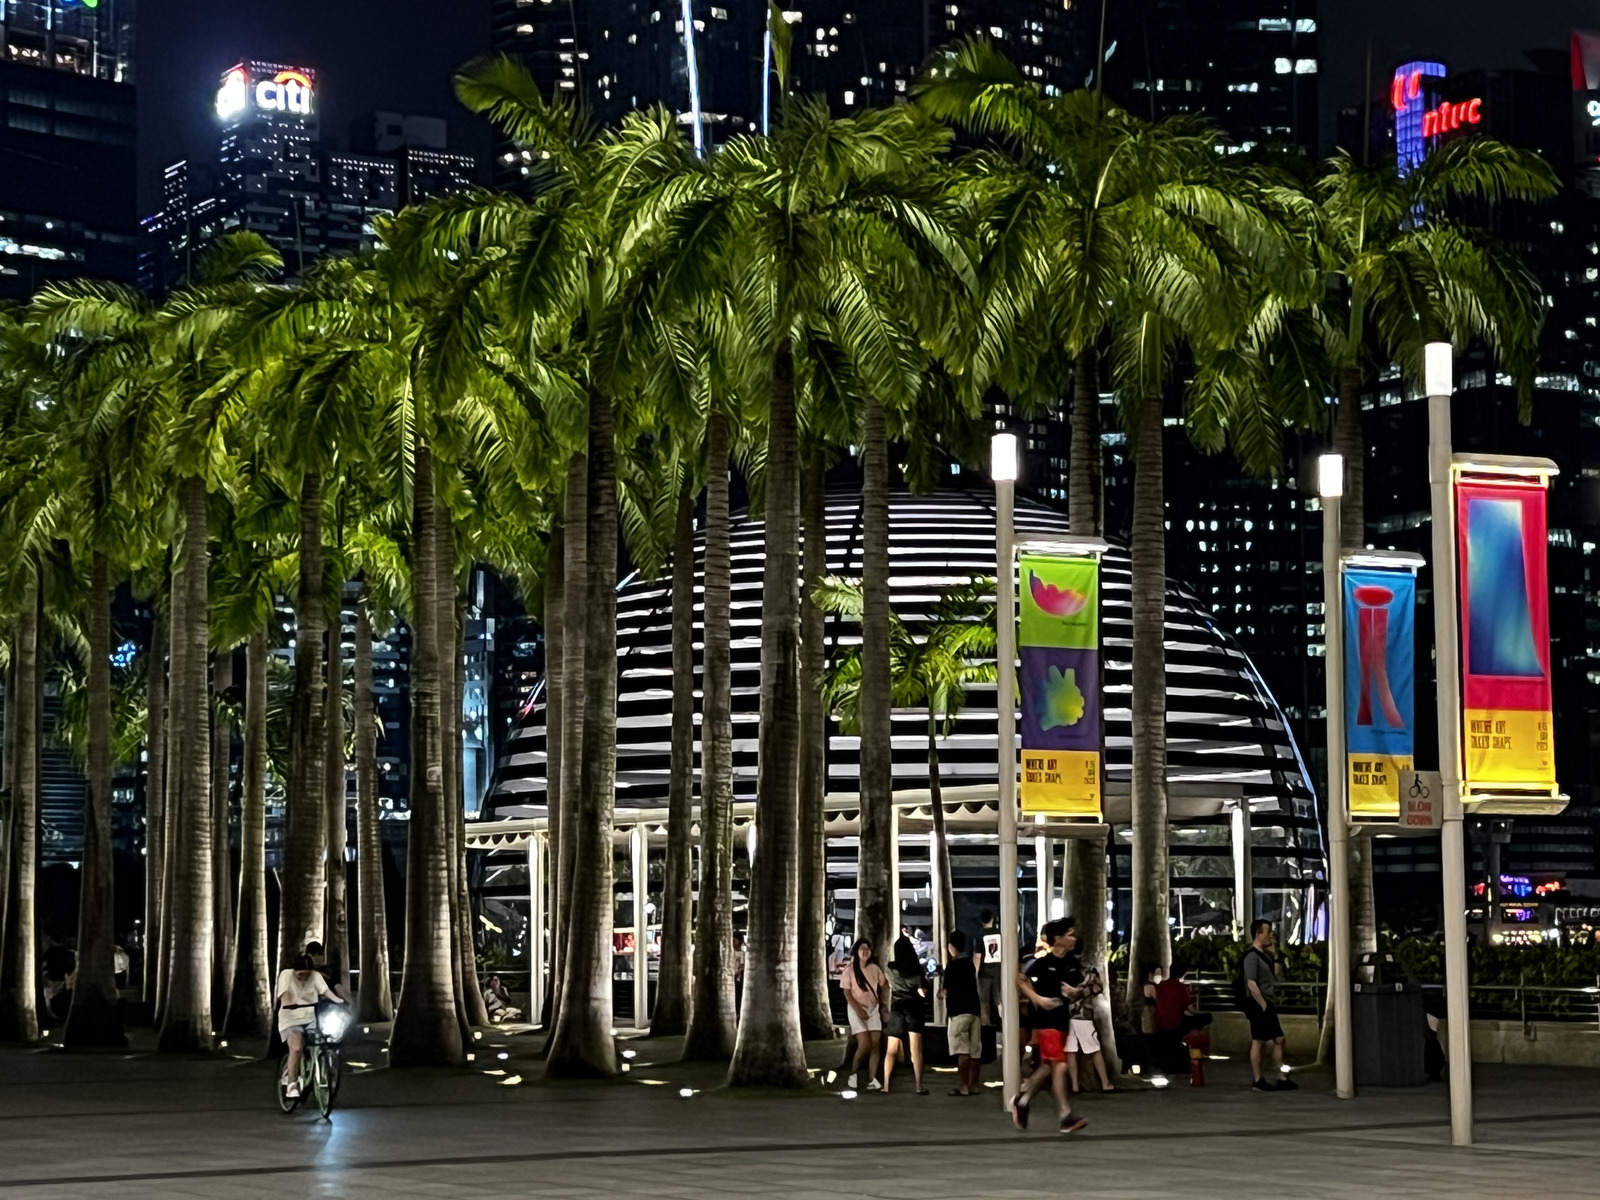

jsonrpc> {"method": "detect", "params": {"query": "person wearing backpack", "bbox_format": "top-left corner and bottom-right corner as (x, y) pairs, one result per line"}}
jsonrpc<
(1240, 919), (1297, 1091)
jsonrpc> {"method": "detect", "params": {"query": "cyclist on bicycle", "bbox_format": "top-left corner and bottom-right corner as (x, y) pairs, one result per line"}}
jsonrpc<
(275, 952), (346, 1098)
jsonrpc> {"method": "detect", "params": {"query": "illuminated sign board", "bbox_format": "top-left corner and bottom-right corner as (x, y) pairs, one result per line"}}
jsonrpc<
(1391, 60), (1446, 174)
(1421, 97), (1482, 138)
(216, 63), (316, 121)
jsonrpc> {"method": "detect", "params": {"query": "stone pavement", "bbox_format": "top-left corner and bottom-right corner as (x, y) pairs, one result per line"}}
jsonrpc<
(1, 1026), (1597, 1199)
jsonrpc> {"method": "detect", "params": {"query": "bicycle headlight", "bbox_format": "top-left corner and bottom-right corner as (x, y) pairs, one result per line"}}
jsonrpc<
(318, 1008), (350, 1040)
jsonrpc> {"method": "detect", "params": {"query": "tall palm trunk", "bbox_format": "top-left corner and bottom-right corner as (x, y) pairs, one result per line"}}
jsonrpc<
(0, 654), (13, 976)
(546, 386), (618, 1076)
(0, 571), (40, 1042)
(325, 616), (350, 990)
(729, 340), (808, 1087)
(65, 551), (126, 1047)
(353, 599), (392, 1022)
(651, 475), (696, 1036)
(226, 629), (271, 1037)
(390, 443), (464, 1066)
(539, 521), (564, 1028)
(281, 471), (326, 968)
(142, 609), (167, 1006)
(1066, 363), (1116, 1070)
(684, 407), (736, 1060)
(553, 453), (587, 1029)
(210, 648), (235, 1023)
(451, 594), (492, 1031)
(1125, 392), (1170, 1015)
(156, 555), (185, 1027)
(437, 517), (470, 1042)
(160, 475), (214, 1053)
(797, 445), (833, 1040)
(927, 714), (955, 941)
(856, 394), (894, 961)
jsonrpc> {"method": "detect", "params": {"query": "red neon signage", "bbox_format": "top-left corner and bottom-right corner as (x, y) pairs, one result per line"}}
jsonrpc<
(1391, 69), (1424, 113)
(1421, 97), (1482, 138)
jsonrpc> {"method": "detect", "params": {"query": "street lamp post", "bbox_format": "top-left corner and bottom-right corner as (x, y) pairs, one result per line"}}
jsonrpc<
(1425, 342), (1473, 1146)
(991, 432), (1021, 1114)
(1318, 454), (1355, 1101)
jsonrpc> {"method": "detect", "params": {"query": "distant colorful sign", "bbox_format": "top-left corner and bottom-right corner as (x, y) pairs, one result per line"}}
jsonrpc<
(1344, 567), (1417, 819)
(1392, 60), (1447, 174)
(1457, 477), (1556, 792)
(1018, 553), (1102, 819)
(216, 63), (316, 122)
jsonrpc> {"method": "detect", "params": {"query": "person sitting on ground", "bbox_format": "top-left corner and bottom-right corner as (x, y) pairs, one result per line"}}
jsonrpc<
(940, 930), (983, 1096)
(483, 974), (522, 1024)
(1009, 919), (1088, 1135)
(839, 938), (887, 1091)
(883, 936), (929, 1095)
(1152, 961), (1213, 1038)
(275, 953), (346, 1098)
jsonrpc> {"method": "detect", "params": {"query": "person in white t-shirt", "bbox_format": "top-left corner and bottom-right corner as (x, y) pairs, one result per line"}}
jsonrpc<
(275, 953), (345, 1097)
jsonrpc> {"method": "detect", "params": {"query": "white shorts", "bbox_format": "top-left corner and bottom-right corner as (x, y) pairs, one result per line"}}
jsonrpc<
(847, 1006), (883, 1036)
(1068, 1018), (1099, 1054)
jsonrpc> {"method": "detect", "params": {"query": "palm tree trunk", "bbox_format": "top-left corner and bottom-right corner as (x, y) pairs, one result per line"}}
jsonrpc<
(0, 652), (13, 979)
(281, 470), (326, 969)
(546, 386), (619, 1076)
(1125, 392), (1170, 1018)
(927, 716), (955, 941)
(436, 514), (471, 1041)
(856, 393), (894, 962)
(325, 615), (350, 991)
(1071, 344), (1103, 538)
(553, 452), (587, 1029)
(142, 608), (167, 1006)
(651, 474), (696, 1036)
(159, 475), (214, 1053)
(390, 443), (465, 1066)
(65, 550), (126, 1047)
(451, 597), (492, 1031)
(0, 572), (40, 1042)
(729, 339), (808, 1087)
(684, 407), (736, 1061)
(155, 555), (184, 1028)
(353, 599), (392, 1023)
(210, 647), (235, 1024)
(226, 628), (271, 1037)
(540, 520), (564, 1028)
(797, 444), (833, 1040)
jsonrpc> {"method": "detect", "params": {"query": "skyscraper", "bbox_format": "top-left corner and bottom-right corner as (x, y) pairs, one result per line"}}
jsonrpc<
(0, 0), (138, 299)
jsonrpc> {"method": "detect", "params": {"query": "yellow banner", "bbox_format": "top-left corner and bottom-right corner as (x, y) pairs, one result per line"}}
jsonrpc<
(1020, 750), (1101, 818)
(1463, 708), (1555, 786)
(1347, 754), (1412, 818)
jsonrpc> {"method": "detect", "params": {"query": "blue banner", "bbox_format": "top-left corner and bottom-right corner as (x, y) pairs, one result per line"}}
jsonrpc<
(1343, 567), (1416, 818)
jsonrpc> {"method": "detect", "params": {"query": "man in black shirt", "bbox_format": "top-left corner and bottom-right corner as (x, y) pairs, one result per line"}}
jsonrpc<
(940, 931), (983, 1096)
(1010, 919), (1088, 1135)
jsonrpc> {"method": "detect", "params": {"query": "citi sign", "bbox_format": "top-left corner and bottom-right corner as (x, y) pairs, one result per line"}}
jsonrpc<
(216, 65), (315, 120)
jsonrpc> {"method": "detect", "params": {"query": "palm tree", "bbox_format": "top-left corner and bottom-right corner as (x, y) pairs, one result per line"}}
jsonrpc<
(0, 565), (40, 1042)
(795, 444), (833, 1040)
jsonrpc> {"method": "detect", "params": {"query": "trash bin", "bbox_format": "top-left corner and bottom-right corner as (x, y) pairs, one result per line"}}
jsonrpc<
(1351, 952), (1426, 1087)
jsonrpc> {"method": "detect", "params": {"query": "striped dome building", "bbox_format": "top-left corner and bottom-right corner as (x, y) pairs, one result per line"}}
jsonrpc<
(476, 487), (1327, 996)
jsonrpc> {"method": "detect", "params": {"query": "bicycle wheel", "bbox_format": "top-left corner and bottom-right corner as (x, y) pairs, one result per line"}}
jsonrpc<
(325, 1046), (342, 1103)
(312, 1047), (334, 1117)
(276, 1053), (297, 1113)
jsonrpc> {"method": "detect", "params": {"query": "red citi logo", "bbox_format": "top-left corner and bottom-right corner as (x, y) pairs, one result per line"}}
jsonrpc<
(1422, 97), (1482, 138)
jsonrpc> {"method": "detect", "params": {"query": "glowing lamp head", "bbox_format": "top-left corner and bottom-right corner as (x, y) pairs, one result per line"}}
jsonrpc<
(990, 432), (1018, 483)
(1317, 454), (1344, 500)
(1424, 342), (1454, 397)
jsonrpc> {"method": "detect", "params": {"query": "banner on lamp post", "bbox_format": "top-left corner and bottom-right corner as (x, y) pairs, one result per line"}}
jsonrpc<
(1343, 567), (1417, 819)
(1456, 477), (1556, 793)
(1018, 552), (1102, 819)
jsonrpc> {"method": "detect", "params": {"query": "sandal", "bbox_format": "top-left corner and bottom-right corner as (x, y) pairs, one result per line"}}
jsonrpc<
(915, 1088), (930, 1095)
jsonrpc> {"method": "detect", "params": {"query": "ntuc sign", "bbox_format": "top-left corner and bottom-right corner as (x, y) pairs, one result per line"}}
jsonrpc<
(1422, 97), (1482, 138)
(216, 63), (315, 121)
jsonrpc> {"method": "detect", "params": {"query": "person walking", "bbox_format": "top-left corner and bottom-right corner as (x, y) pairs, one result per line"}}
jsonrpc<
(940, 930), (983, 1096)
(840, 938), (887, 1091)
(1242, 919), (1297, 1091)
(883, 936), (929, 1095)
(975, 910), (1003, 1027)
(1009, 919), (1088, 1134)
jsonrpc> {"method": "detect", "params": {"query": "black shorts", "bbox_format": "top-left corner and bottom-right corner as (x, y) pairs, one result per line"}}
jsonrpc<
(885, 1002), (925, 1040)
(1247, 1002), (1284, 1042)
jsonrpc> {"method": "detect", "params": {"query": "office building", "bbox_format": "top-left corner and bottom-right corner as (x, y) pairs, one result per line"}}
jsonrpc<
(144, 62), (478, 291)
(0, 0), (138, 299)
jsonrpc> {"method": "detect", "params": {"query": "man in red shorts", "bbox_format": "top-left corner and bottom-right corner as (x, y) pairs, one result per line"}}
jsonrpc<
(1008, 918), (1088, 1134)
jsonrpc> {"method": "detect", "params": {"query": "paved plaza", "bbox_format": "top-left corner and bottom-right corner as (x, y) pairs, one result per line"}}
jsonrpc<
(1, 1028), (1597, 1199)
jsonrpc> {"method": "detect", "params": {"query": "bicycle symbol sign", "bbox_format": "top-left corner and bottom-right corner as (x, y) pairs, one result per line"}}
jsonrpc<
(1398, 770), (1442, 829)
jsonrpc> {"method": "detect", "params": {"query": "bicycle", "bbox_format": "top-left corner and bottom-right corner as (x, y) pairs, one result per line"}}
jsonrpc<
(276, 1002), (349, 1118)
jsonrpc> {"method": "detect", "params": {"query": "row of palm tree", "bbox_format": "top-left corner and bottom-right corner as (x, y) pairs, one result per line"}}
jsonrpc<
(0, 14), (1556, 1083)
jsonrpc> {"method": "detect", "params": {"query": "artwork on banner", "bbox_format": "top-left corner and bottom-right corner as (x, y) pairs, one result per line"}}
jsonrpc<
(1344, 568), (1416, 818)
(1018, 554), (1101, 818)
(1457, 479), (1556, 790)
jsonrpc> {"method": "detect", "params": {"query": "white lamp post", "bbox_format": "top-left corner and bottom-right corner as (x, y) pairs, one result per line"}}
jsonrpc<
(1424, 342), (1473, 1145)
(1318, 453), (1355, 1101)
(991, 432), (1021, 1114)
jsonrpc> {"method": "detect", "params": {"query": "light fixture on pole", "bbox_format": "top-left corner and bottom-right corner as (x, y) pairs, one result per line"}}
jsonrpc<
(1318, 453), (1355, 1101)
(991, 432), (1021, 1115)
(1424, 341), (1473, 1146)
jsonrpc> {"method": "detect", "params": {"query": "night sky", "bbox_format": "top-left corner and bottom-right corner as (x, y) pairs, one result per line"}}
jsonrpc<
(134, 1), (1600, 214)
